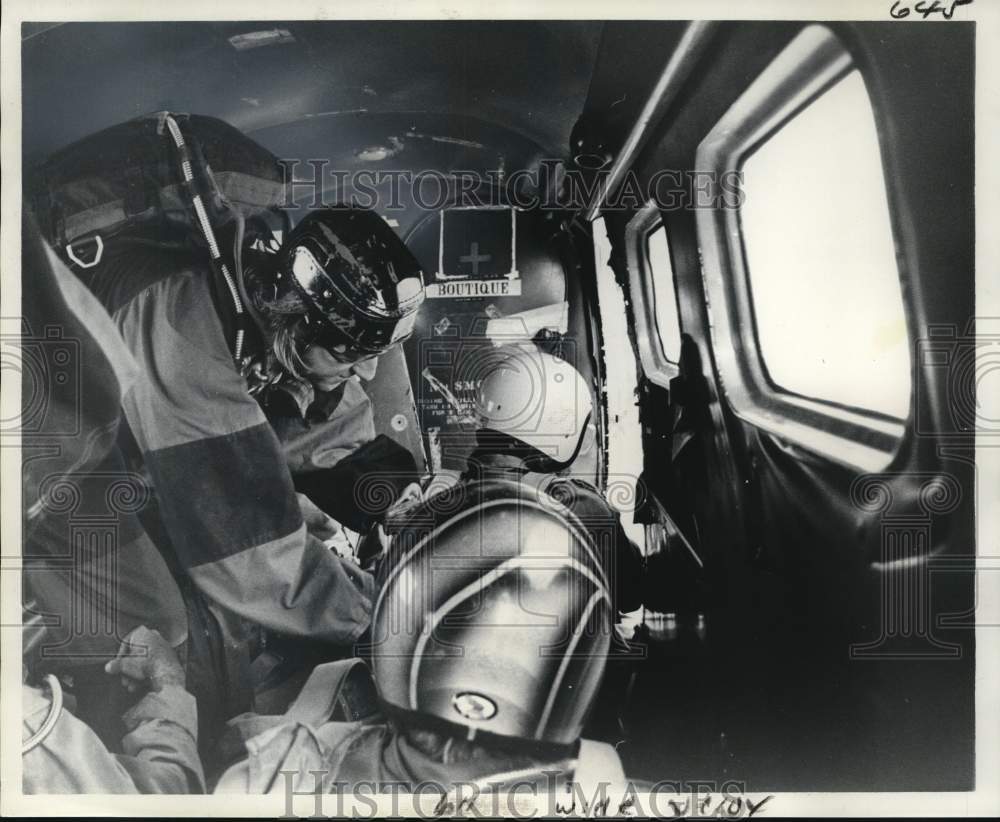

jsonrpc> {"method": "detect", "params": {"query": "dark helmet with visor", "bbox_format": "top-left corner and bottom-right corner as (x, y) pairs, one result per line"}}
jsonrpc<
(370, 478), (614, 751)
(275, 207), (425, 357)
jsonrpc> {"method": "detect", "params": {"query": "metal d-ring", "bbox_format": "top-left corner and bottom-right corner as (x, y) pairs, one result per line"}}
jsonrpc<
(65, 235), (104, 268)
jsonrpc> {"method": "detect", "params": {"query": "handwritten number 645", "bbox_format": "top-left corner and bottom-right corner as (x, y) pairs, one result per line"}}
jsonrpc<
(890, 0), (973, 19)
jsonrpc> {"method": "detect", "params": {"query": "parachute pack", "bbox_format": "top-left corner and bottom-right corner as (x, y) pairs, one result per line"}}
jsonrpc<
(29, 112), (291, 359)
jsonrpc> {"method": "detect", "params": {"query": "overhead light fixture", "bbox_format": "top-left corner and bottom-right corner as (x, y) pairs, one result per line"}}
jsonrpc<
(228, 29), (295, 51)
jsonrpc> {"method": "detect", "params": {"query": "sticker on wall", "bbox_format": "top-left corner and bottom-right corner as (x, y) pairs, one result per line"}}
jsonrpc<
(427, 207), (521, 299)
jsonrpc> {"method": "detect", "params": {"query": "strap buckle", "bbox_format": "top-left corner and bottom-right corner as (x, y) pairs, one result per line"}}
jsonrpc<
(65, 235), (104, 269)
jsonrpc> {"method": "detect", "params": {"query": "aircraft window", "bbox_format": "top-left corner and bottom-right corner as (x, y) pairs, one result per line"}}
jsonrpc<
(625, 203), (681, 388)
(646, 225), (682, 364)
(740, 70), (911, 419)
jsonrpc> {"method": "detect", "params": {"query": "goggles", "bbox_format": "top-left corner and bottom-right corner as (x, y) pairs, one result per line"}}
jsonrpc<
(288, 244), (421, 356)
(297, 313), (374, 363)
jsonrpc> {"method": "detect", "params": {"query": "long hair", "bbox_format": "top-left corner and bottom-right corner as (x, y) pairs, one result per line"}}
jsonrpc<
(243, 258), (311, 382)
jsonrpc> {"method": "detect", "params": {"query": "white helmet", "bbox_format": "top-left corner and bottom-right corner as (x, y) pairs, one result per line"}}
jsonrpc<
(474, 343), (592, 466)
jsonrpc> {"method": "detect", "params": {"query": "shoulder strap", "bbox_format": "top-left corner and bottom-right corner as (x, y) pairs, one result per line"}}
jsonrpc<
(22, 675), (64, 754)
(519, 471), (556, 494)
(213, 658), (378, 788)
(283, 658), (379, 726)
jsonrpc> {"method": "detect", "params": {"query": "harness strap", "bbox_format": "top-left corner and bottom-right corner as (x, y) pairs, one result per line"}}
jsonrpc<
(22, 675), (64, 755)
(159, 113), (247, 362)
(283, 658), (380, 726)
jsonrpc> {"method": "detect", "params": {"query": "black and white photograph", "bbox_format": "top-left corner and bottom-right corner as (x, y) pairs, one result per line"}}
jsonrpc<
(1, 1), (997, 817)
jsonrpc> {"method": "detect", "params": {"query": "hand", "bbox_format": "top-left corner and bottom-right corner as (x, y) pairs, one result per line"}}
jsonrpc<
(104, 625), (185, 693)
(297, 492), (343, 542)
(387, 482), (424, 517)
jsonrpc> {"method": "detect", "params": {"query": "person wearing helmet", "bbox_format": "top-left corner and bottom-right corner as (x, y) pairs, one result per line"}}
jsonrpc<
(464, 341), (646, 614)
(374, 341), (644, 614)
(67, 206), (424, 746)
(240, 209), (424, 533)
(215, 478), (627, 796)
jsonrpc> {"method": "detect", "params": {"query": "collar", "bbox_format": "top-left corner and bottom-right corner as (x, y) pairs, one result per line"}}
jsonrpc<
(281, 378), (316, 419)
(463, 450), (530, 480)
(382, 729), (577, 789)
(266, 378), (350, 422)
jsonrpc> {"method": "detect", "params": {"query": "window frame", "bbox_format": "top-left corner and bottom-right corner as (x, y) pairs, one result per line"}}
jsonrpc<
(626, 201), (682, 388)
(695, 24), (909, 473)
